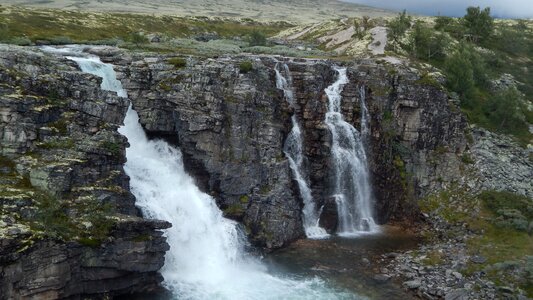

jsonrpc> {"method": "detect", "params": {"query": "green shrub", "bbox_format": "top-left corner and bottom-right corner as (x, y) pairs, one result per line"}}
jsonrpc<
(10, 36), (32, 46)
(101, 141), (121, 157)
(249, 30), (266, 47)
(128, 32), (149, 46)
(49, 36), (72, 45)
(167, 57), (187, 69)
(239, 60), (253, 73)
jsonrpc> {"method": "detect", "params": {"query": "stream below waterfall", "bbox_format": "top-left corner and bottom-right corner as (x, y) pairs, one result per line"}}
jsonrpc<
(42, 46), (419, 300)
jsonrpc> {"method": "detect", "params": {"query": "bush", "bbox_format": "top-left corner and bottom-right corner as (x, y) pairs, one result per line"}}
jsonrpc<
(484, 87), (528, 134)
(128, 32), (149, 46)
(167, 57), (187, 69)
(249, 30), (266, 47)
(239, 60), (253, 73)
(50, 36), (72, 45)
(10, 36), (32, 46)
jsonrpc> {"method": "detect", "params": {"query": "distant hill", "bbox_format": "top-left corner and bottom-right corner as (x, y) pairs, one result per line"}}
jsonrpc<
(1, 0), (394, 23)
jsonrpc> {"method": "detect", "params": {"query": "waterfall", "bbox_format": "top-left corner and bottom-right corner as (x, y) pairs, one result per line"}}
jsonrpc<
(275, 63), (329, 239)
(48, 47), (362, 300)
(324, 67), (378, 236)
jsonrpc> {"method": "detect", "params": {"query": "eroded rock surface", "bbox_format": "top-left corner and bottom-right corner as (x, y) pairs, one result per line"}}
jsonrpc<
(0, 45), (169, 299)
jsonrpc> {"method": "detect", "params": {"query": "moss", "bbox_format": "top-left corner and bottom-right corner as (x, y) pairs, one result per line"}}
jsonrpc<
(461, 153), (475, 164)
(415, 73), (442, 88)
(422, 250), (445, 266)
(49, 119), (68, 135)
(101, 141), (121, 157)
(0, 155), (16, 172)
(167, 57), (187, 69)
(131, 234), (152, 242)
(158, 82), (172, 92)
(239, 195), (249, 204)
(38, 138), (75, 150)
(224, 203), (245, 216)
(259, 185), (272, 195)
(239, 61), (253, 73)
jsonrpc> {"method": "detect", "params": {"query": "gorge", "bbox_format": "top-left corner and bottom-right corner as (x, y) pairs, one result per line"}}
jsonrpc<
(0, 41), (530, 299)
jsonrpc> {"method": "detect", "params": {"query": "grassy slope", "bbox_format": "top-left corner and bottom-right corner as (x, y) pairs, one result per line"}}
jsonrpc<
(1, 0), (394, 23)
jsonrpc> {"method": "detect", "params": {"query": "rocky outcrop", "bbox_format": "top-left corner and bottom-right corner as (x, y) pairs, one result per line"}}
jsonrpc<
(0, 45), (170, 299)
(107, 51), (466, 246)
(470, 127), (533, 198)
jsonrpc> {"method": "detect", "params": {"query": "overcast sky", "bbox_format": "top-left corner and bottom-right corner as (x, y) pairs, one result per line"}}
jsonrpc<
(342, 0), (533, 18)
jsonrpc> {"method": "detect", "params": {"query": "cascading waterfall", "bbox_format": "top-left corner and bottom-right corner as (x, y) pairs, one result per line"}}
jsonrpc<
(50, 47), (363, 300)
(275, 62), (329, 239)
(324, 67), (378, 236)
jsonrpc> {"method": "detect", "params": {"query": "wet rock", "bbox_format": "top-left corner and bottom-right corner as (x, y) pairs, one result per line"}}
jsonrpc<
(373, 274), (391, 282)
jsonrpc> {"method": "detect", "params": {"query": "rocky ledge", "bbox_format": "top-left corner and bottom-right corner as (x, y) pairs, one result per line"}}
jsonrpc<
(0, 45), (170, 299)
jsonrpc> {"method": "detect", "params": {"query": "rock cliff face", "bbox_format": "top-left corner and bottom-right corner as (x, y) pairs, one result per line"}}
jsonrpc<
(109, 52), (467, 246)
(0, 45), (169, 299)
(0, 44), (469, 297)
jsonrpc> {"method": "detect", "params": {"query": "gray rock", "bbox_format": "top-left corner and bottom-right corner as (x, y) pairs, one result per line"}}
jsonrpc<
(404, 280), (422, 289)
(445, 289), (468, 300)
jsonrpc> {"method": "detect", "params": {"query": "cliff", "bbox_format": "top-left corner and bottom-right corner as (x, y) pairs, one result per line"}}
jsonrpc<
(0, 45), (169, 299)
(109, 51), (467, 247)
(0, 44), (472, 297)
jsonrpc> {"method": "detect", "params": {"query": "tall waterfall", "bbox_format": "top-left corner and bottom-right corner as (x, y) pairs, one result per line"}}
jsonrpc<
(52, 48), (361, 300)
(324, 67), (378, 236)
(275, 63), (329, 239)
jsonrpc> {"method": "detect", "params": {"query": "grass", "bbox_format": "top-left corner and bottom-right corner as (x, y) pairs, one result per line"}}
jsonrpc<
(0, 7), (291, 45)
(167, 57), (187, 69)
(423, 188), (533, 296)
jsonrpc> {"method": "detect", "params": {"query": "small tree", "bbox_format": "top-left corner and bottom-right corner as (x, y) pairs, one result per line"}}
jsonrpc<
(249, 30), (266, 47)
(407, 21), (449, 61)
(129, 32), (149, 46)
(387, 10), (412, 51)
(485, 87), (526, 132)
(445, 48), (475, 99)
(463, 6), (494, 43)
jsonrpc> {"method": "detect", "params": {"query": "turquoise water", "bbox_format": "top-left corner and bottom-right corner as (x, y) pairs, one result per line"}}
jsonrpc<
(341, 0), (533, 18)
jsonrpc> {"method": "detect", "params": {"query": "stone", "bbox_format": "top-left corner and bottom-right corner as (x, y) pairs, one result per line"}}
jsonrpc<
(445, 289), (468, 300)
(404, 280), (422, 289)
(373, 274), (391, 282)
(470, 255), (487, 264)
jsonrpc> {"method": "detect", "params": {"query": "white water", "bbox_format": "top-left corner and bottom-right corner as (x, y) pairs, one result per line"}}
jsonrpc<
(49, 47), (362, 300)
(275, 62), (329, 239)
(324, 67), (378, 236)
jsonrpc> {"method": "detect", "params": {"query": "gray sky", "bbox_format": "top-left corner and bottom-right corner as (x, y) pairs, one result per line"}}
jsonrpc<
(342, 0), (533, 18)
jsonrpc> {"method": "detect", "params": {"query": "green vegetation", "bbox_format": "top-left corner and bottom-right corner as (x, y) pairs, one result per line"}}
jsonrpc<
(387, 7), (532, 145)
(249, 30), (267, 46)
(421, 188), (533, 296)
(33, 192), (115, 246)
(387, 10), (411, 51)
(0, 7), (290, 46)
(167, 57), (187, 69)
(463, 7), (494, 44)
(239, 60), (253, 73)
(101, 141), (121, 157)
